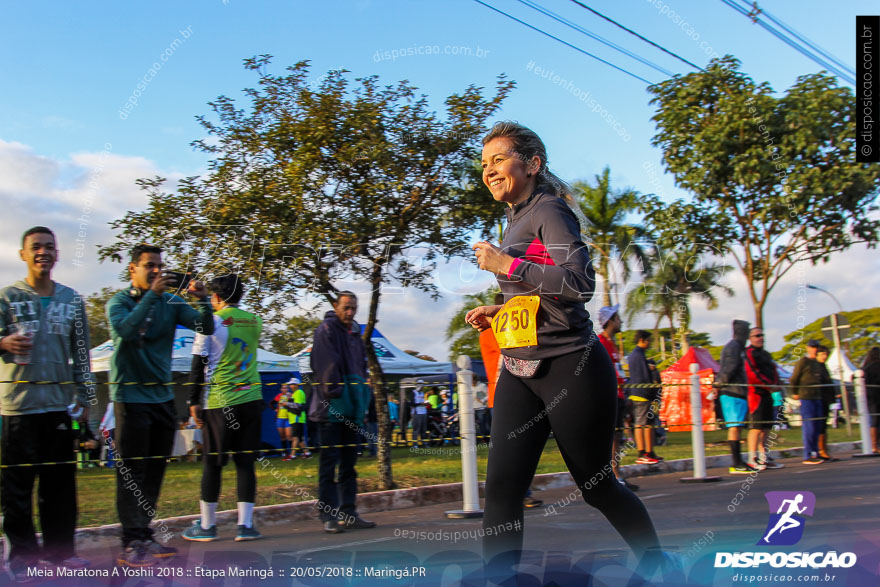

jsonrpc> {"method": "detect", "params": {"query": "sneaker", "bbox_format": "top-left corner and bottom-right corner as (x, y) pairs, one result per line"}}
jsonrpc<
(747, 461), (767, 471)
(636, 455), (659, 465)
(4, 558), (34, 583)
(183, 520), (219, 542)
(235, 525), (262, 541)
(818, 454), (839, 462)
(300, 451), (312, 459)
(117, 541), (155, 568)
(648, 452), (664, 462)
(343, 515), (376, 529)
(41, 556), (90, 570)
(729, 464), (757, 474)
(323, 520), (344, 534)
(281, 454), (294, 461)
(143, 539), (177, 559)
(802, 457), (824, 465)
(523, 496), (543, 508)
(760, 459), (784, 469)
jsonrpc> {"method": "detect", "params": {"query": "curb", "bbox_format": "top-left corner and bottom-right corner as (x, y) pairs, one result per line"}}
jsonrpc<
(23, 441), (871, 551)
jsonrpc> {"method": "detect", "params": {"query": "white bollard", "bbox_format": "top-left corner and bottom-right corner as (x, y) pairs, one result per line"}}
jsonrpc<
(445, 355), (484, 518)
(853, 369), (880, 458)
(681, 363), (721, 482)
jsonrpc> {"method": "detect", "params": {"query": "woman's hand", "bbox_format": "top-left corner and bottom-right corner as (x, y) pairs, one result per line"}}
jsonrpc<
(465, 305), (502, 331)
(472, 242), (514, 276)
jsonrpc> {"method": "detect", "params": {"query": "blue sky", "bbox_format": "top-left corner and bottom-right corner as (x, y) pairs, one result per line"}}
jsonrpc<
(0, 0), (871, 360)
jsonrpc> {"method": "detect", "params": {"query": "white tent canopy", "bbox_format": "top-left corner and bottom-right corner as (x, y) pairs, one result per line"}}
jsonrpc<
(827, 346), (858, 382)
(90, 326), (297, 373)
(294, 325), (452, 375)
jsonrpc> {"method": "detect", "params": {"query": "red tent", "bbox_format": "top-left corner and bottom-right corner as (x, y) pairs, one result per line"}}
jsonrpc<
(659, 347), (719, 432)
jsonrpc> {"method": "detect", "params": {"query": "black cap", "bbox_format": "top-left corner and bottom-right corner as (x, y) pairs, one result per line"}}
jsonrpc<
(806, 339), (820, 348)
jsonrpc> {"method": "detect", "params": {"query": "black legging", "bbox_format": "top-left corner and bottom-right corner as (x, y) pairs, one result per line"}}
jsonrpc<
(483, 341), (660, 563)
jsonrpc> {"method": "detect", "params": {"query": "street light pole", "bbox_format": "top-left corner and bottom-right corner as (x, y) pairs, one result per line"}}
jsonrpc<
(806, 284), (852, 436)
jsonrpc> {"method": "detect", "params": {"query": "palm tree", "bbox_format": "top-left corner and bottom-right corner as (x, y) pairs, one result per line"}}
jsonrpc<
(572, 167), (652, 307)
(445, 287), (501, 361)
(627, 246), (733, 355)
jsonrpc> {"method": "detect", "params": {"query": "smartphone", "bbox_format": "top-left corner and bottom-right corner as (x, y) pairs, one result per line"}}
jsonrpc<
(164, 271), (194, 290)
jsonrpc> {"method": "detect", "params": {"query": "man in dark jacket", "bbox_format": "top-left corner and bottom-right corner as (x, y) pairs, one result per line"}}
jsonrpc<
(718, 320), (753, 473)
(744, 328), (783, 470)
(628, 330), (662, 464)
(308, 291), (375, 533)
(789, 340), (826, 464)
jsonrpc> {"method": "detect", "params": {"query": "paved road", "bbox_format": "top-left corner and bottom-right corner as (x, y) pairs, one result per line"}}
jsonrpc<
(44, 450), (880, 586)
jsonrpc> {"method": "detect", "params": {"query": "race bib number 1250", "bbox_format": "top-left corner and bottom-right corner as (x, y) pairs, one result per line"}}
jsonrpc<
(492, 296), (540, 349)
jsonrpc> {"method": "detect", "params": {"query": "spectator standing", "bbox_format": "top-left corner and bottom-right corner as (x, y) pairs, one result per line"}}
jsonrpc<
(290, 379), (310, 458)
(411, 381), (429, 448)
(0, 227), (93, 578)
(307, 292), (375, 533)
(718, 320), (754, 474)
(597, 305), (639, 490)
(183, 275), (264, 542)
(815, 345), (837, 461)
(789, 340), (826, 465)
(861, 347), (880, 453)
(106, 243), (214, 566)
(744, 328), (783, 470)
(273, 382), (294, 460)
(627, 330), (662, 464)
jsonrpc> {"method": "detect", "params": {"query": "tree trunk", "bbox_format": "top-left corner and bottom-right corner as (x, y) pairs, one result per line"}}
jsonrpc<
(753, 298), (765, 331)
(363, 274), (394, 490)
(600, 256), (612, 307)
(652, 316), (662, 360)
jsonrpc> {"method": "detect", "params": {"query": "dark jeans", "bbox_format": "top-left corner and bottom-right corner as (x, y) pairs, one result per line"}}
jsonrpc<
(1, 411), (76, 563)
(800, 399), (823, 459)
(114, 400), (176, 546)
(317, 422), (360, 521)
(411, 413), (428, 445)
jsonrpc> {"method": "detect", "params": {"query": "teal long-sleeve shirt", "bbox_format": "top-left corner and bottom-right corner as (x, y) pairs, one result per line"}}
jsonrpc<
(107, 288), (214, 403)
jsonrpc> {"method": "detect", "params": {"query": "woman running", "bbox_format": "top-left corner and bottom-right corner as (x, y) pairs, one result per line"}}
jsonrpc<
(466, 122), (661, 576)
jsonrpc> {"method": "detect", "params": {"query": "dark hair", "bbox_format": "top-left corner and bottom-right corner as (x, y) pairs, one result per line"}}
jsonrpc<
(816, 345), (830, 354)
(21, 226), (56, 248)
(862, 347), (880, 368)
(335, 291), (357, 304)
(482, 122), (588, 235)
(130, 243), (163, 264)
(494, 292), (504, 305)
(635, 330), (652, 343)
(209, 274), (244, 305)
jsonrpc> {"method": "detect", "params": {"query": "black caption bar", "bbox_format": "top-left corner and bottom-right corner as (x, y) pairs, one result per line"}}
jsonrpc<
(857, 15), (879, 163)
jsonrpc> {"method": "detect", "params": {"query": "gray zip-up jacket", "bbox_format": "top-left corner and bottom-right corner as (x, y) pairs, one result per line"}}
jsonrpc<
(498, 191), (596, 360)
(0, 280), (92, 415)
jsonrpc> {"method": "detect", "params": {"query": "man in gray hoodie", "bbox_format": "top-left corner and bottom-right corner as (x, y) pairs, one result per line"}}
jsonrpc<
(718, 319), (754, 474)
(0, 226), (93, 579)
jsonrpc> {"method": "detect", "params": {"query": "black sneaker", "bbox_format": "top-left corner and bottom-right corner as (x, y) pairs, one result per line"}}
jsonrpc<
(523, 496), (544, 508)
(143, 540), (178, 559)
(619, 478), (639, 491)
(117, 541), (155, 568)
(344, 515), (377, 529)
(648, 452), (664, 462)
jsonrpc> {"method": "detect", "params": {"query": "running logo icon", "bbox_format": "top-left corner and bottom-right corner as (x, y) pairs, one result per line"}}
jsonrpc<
(759, 491), (816, 546)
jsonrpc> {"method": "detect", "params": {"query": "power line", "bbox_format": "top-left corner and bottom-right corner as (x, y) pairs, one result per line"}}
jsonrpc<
(567, 0), (704, 71)
(758, 6), (854, 76)
(720, 0), (855, 85)
(514, 0), (675, 77)
(470, 0), (656, 85)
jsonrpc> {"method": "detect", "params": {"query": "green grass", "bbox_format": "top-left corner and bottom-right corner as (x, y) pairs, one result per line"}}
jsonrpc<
(6, 427), (862, 531)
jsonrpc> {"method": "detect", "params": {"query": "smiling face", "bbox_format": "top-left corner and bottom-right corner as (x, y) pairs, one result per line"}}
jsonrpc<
(129, 252), (163, 290)
(20, 232), (57, 279)
(481, 137), (539, 207)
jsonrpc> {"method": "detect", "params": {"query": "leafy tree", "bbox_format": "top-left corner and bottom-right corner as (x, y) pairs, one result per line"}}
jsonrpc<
(773, 307), (880, 366)
(445, 288), (500, 362)
(85, 287), (116, 344)
(572, 167), (652, 307)
(646, 56), (880, 328)
(97, 57), (512, 489)
(265, 315), (322, 355)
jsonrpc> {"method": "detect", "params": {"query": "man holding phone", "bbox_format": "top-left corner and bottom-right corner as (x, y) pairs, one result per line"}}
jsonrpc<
(106, 244), (214, 567)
